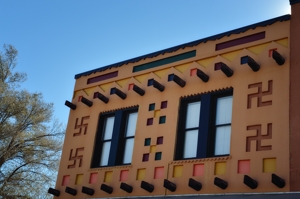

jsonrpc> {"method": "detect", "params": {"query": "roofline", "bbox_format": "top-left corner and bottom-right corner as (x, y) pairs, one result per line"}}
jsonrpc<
(75, 14), (290, 79)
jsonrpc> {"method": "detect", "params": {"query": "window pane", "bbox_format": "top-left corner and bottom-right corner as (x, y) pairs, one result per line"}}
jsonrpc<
(214, 126), (231, 155)
(100, 142), (111, 166)
(125, 112), (138, 137)
(216, 96), (232, 125)
(123, 138), (134, 164)
(103, 117), (115, 140)
(186, 101), (201, 128)
(183, 130), (198, 158)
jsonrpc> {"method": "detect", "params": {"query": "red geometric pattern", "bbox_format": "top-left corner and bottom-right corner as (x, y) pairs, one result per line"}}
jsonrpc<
(246, 123), (272, 152)
(67, 147), (84, 169)
(247, 80), (273, 109)
(73, 116), (90, 136)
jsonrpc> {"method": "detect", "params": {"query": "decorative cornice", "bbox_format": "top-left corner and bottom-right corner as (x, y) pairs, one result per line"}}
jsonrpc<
(101, 105), (139, 114)
(170, 156), (231, 165)
(88, 165), (132, 172)
(180, 87), (233, 99)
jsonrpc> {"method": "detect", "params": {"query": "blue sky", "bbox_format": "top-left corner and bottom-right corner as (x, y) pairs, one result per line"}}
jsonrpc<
(0, 1), (291, 125)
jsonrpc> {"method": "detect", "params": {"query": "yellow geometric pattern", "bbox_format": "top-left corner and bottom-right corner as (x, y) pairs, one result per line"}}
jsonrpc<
(247, 43), (269, 55)
(275, 38), (288, 47)
(116, 78), (131, 88)
(196, 56), (215, 68)
(83, 87), (95, 96)
(154, 68), (169, 79)
(99, 82), (112, 92)
(174, 62), (191, 73)
(134, 73), (149, 83)
(221, 50), (242, 62)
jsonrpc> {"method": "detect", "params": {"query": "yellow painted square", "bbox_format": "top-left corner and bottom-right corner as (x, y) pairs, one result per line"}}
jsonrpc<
(104, 171), (113, 182)
(137, 168), (146, 180)
(150, 145), (156, 153)
(154, 110), (160, 117)
(263, 158), (276, 173)
(173, 165), (183, 178)
(215, 162), (226, 175)
(75, 174), (83, 185)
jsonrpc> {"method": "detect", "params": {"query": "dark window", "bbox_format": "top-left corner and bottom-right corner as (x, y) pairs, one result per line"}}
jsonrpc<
(175, 89), (233, 160)
(91, 107), (138, 168)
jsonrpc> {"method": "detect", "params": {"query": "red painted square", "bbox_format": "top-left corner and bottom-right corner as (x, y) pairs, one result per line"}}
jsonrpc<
(160, 101), (168, 109)
(193, 164), (204, 176)
(120, 170), (129, 181)
(147, 118), (153, 126)
(89, 173), (98, 184)
(238, 160), (250, 174)
(269, 48), (277, 57)
(156, 136), (163, 145)
(62, 175), (70, 186)
(154, 167), (164, 179)
(190, 68), (197, 76)
(128, 83), (134, 90)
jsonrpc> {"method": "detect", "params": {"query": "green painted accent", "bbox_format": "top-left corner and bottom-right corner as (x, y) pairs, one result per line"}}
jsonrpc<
(132, 50), (196, 73)
(144, 138), (151, 146)
(159, 116), (166, 124)
(155, 152), (162, 160)
(149, 103), (155, 111)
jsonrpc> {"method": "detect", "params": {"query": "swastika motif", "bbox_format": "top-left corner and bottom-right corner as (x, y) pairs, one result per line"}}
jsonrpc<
(73, 116), (90, 136)
(246, 123), (272, 152)
(67, 147), (84, 169)
(247, 80), (273, 109)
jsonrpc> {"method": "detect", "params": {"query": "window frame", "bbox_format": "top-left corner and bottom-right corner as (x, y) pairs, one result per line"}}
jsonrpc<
(91, 107), (138, 168)
(175, 89), (233, 160)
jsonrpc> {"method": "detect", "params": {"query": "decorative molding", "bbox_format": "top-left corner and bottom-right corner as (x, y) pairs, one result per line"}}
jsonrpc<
(169, 156), (231, 165)
(88, 165), (132, 172)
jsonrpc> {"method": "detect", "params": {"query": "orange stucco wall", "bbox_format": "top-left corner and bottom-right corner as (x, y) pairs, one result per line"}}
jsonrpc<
(56, 20), (290, 198)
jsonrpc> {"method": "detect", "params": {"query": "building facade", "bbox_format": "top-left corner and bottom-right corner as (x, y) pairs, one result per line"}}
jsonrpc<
(49, 1), (300, 198)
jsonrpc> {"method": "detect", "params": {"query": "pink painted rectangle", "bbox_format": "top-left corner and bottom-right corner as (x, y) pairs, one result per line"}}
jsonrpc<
(89, 173), (98, 184)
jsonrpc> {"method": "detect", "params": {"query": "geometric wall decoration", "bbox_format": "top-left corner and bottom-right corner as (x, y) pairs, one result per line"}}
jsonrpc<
(247, 43), (269, 55)
(73, 116), (90, 136)
(173, 165), (183, 178)
(62, 175), (70, 186)
(238, 160), (250, 174)
(67, 147), (84, 169)
(75, 174), (83, 185)
(142, 153), (149, 162)
(154, 167), (164, 179)
(247, 80), (273, 109)
(215, 162), (226, 175)
(137, 168), (146, 180)
(263, 158), (276, 173)
(193, 164), (204, 177)
(155, 152), (162, 161)
(120, 170), (129, 182)
(89, 173), (98, 184)
(246, 123), (272, 152)
(104, 171), (113, 183)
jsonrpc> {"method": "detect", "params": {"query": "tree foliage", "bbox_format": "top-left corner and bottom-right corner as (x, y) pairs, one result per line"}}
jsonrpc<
(0, 45), (65, 199)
